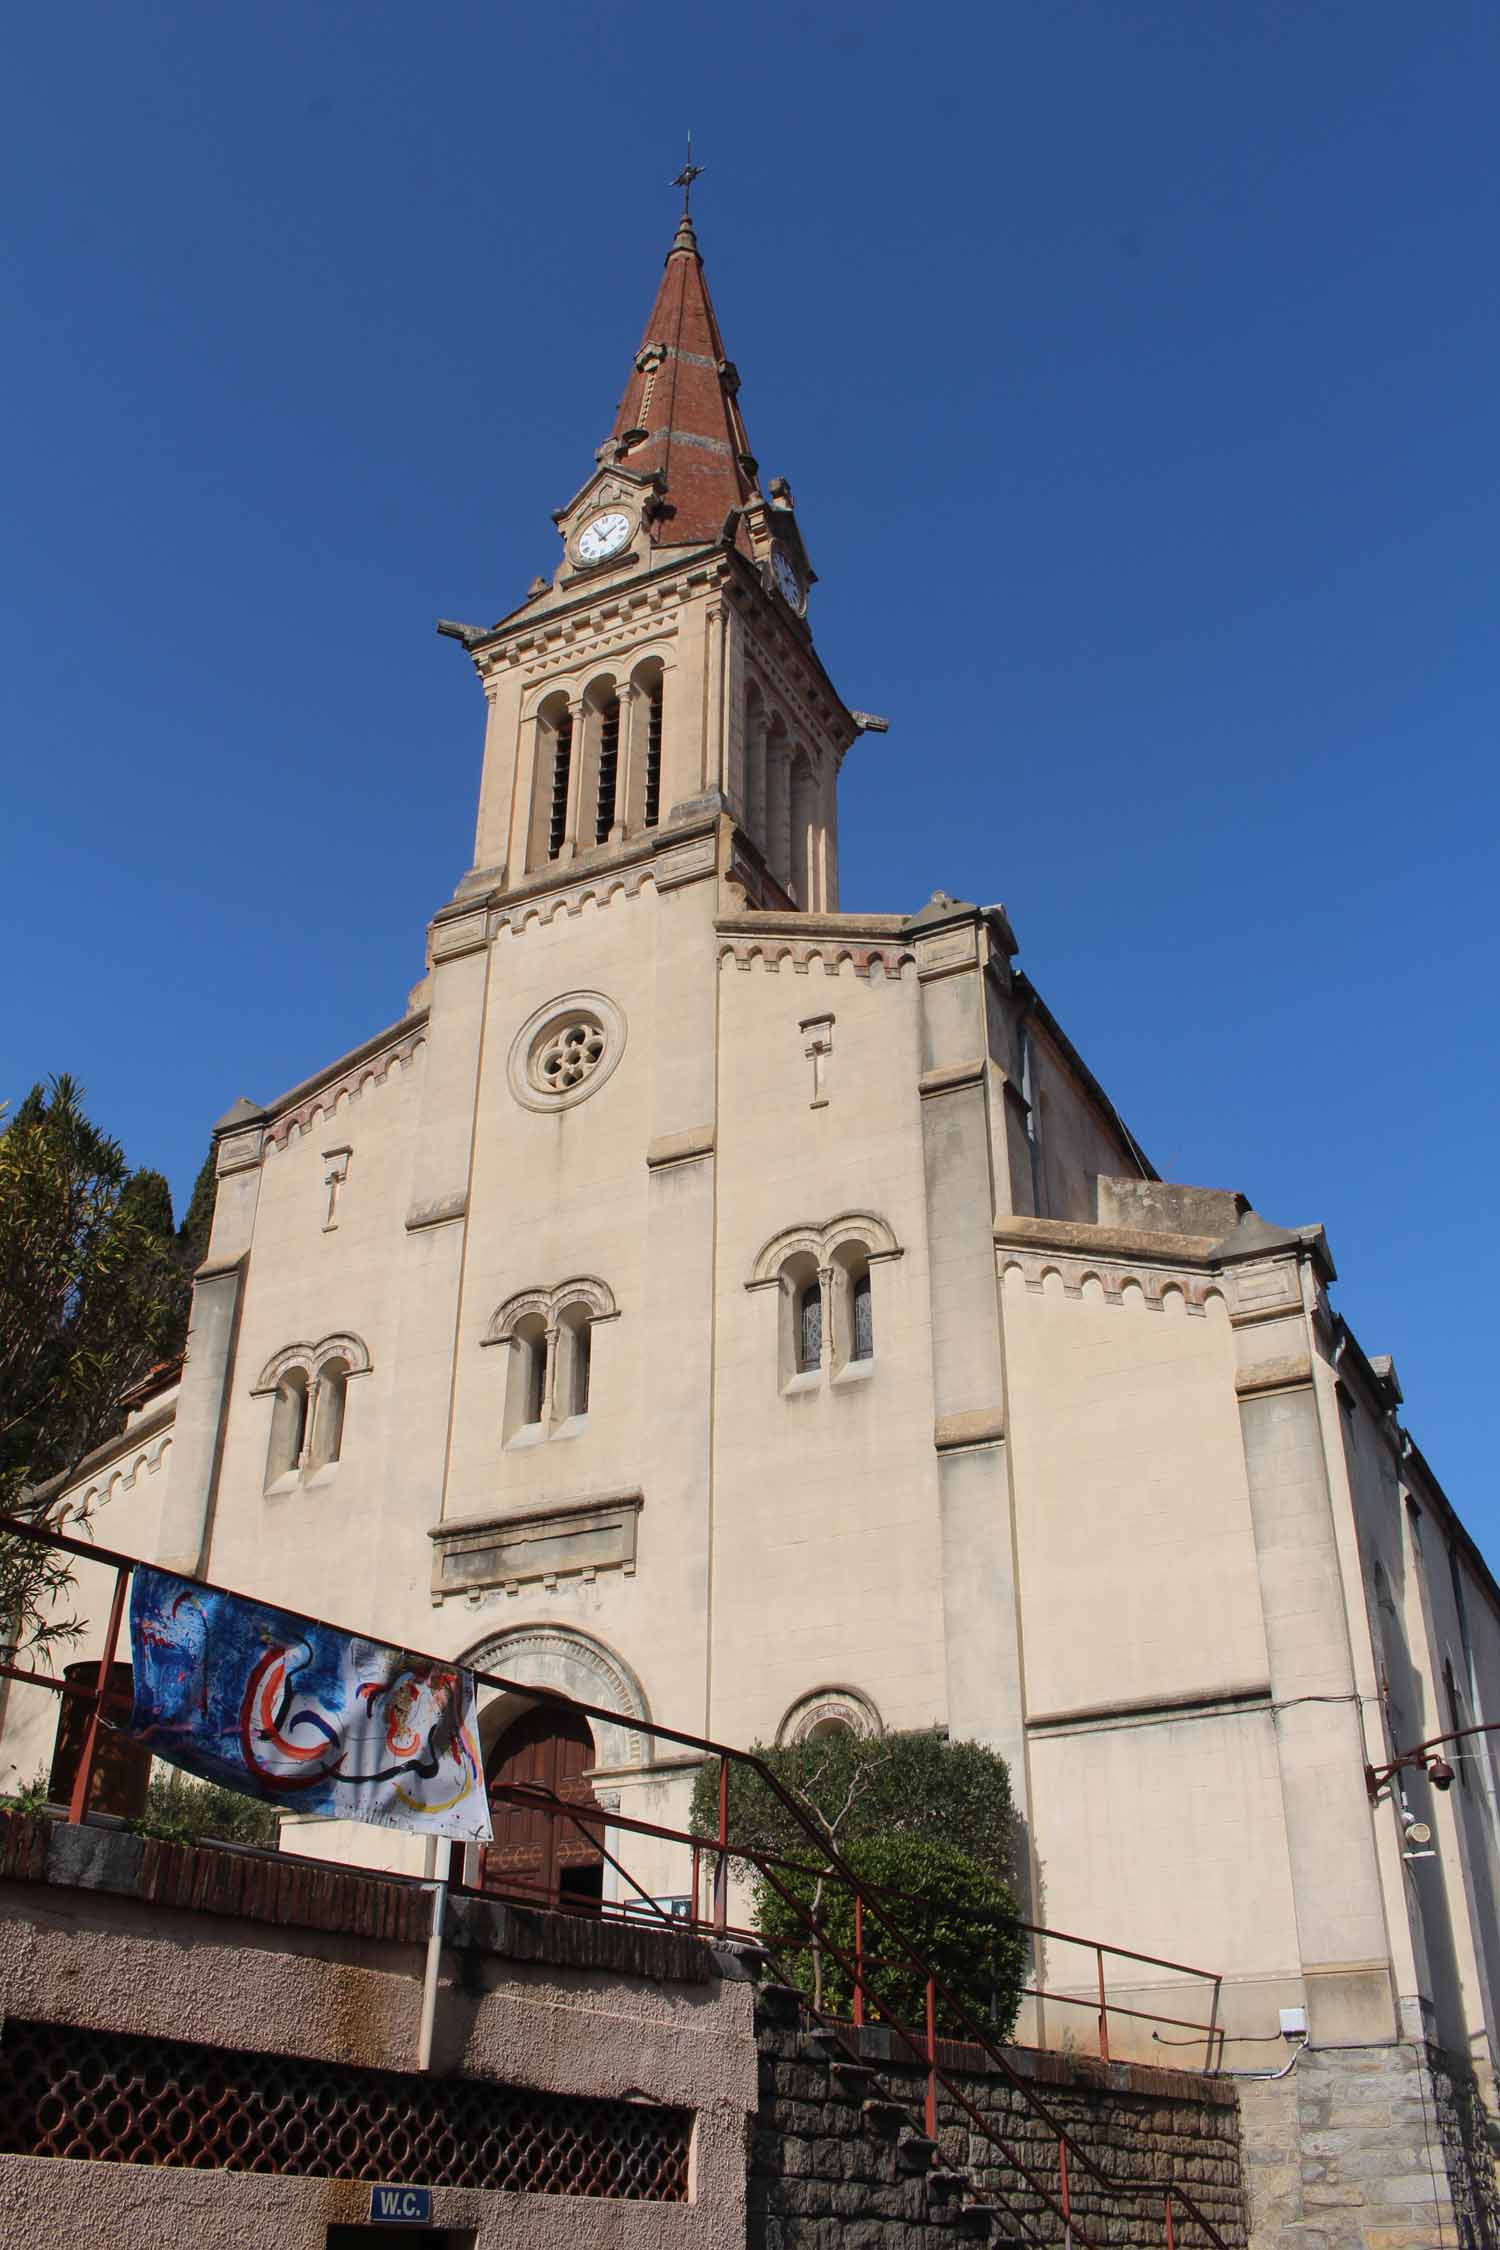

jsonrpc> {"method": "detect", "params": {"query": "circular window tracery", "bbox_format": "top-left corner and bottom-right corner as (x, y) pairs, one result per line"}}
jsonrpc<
(535, 1017), (606, 1094)
(508, 991), (626, 1113)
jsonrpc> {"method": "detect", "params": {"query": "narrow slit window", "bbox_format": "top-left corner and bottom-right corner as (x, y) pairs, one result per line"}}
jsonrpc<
(267, 1369), (309, 1486)
(548, 711), (573, 860)
(797, 1281), (823, 1373)
(525, 1332), (546, 1425)
(309, 1360), (348, 1469)
(643, 679), (662, 828)
(595, 697), (620, 842)
(572, 1322), (592, 1415)
(851, 1270), (874, 1361)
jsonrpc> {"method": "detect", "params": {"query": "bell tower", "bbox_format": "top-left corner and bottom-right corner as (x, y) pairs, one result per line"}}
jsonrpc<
(444, 206), (858, 914)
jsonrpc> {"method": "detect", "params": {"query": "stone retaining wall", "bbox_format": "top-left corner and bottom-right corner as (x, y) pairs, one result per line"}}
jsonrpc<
(750, 1997), (1247, 2250)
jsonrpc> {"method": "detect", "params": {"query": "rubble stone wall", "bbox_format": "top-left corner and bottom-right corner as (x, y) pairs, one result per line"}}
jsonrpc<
(750, 2002), (1247, 2250)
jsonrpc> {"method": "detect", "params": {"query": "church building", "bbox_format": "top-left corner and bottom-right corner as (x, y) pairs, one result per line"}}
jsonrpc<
(6, 205), (1499, 2227)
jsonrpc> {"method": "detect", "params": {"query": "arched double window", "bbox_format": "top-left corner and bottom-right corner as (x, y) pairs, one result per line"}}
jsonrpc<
(748, 1215), (901, 1393)
(485, 1279), (617, 1447)
(255, 1335), (371, 1493)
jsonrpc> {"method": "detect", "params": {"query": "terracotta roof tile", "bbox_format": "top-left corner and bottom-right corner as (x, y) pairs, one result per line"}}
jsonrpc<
(610, 216), (759, 551)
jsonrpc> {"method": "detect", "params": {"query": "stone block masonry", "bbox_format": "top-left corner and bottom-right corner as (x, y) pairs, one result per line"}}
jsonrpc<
(749, 1998), (1248, 2250)
(1237, 2041), (1500, 2250)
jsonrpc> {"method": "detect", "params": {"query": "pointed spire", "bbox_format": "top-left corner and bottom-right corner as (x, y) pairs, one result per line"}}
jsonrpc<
(609, 214), (760, 550)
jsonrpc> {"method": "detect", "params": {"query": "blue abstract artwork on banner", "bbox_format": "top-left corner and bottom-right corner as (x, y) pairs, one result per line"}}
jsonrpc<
(126, 1566), (492, 1841)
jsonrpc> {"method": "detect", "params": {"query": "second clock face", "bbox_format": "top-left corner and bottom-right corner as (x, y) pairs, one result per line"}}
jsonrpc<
(772, 548), (804, 612)
(577, 511), (632, 564)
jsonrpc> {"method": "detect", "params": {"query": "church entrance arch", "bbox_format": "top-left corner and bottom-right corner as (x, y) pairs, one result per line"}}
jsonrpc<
(458, 1624), (651, 1909)
(482, 1700), (604, 1907)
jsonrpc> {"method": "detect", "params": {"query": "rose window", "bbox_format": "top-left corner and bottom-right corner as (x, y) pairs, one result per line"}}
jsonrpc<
(534, 1018), (607, 1095)
(509, 991), (625, 1112)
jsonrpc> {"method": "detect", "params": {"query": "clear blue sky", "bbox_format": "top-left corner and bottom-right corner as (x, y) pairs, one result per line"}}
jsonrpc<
(3, 4), (1495, 1557)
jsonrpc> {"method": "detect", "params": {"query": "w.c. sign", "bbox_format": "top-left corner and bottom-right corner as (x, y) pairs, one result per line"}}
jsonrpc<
(370, 2183), (432, 2223)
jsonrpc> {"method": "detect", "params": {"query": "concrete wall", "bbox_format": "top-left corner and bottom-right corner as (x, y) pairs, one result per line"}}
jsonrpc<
(0, 1819), (756, 2250)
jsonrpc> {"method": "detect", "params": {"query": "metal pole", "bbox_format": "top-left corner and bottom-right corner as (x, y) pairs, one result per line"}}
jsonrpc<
(713, 1755), (729, 1933)
(854, 1893), (865, 2029)
(68, 1565), (130, 1826)
(1165, 2191), (1176, 2250)
(925, 1975), (938, 2137)
(416, 1836), (452, 2072)
(1096, 1945), (1110, 2060)
(1059, 2137), (1072, 2250)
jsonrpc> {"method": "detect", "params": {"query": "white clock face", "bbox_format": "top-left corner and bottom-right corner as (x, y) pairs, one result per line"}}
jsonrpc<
(772, 548), (804, 612)
(577, 511), (632, 564)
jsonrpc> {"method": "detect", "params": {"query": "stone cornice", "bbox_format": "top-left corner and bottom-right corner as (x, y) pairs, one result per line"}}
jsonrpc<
(994, 1214), (1324, 1323)
(28, 1396), (179, 1507)
(717, 904), (915, 982)
(470, 548), (730, 664)
(262, 1022), (428, 1152)
(469, 543), (857, 751)
(716, 909), (912, 940)
(719, 934), (915, 981)
(994, 1215), (1223, 1271)
(435, 816), (720, 940)
(226, 1011), (430, 1163)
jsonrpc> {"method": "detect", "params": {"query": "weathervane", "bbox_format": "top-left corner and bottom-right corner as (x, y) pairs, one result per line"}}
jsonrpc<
(671, 133), (705, 217)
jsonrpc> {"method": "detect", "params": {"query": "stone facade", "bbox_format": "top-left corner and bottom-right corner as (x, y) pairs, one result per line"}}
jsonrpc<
(4, 209), (1500, 2241)
(1239, 2043), (1500, 2250)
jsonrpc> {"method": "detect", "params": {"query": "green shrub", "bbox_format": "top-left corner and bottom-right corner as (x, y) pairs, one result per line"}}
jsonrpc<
(138, 1770), (281, 1849)
(755, 1830), (1027, 2038)
(0, 1771), (54, 1817)
(689, 1728), (1025, 2038)
(688, 1726), (1017, 1882)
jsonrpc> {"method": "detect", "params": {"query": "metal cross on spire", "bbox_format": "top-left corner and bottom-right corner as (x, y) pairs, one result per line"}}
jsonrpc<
(671, 133), (705, 216)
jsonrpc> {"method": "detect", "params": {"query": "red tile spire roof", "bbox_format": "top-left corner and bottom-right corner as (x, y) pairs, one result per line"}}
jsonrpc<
(610, 214), (760, 550)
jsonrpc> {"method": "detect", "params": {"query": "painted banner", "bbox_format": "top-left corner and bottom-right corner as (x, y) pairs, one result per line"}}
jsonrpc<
(125, 1566), (492, 1841)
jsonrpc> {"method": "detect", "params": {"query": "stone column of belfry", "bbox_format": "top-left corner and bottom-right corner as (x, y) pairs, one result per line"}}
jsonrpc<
(705, 599), (726, 799)
(560, 694), (587, 862)
(515, 702), (545, 875)
(615, 680), (641, 840)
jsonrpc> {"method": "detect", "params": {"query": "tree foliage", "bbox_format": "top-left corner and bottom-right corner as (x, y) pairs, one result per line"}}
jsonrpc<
(756, 1831), (1028, 2038)
(689, 1725), (1018, 1879)
(0, 1077), (192, 1658)
(175, 1147), (217, 1278)
(689, 1728), (1025, 2036)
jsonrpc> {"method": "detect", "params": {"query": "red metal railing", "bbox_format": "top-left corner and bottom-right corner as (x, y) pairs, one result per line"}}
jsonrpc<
(0, 1516), (1228, 2249)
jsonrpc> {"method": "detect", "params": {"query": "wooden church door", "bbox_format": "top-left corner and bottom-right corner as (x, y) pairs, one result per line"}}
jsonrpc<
(481, 1701), (605, 1908)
